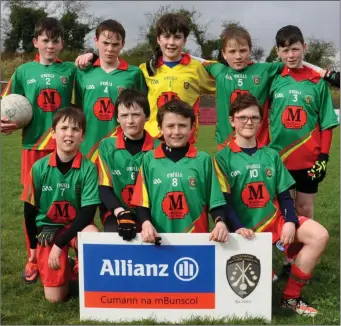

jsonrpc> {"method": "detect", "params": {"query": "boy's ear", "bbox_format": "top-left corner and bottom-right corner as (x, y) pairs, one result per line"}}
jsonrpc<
(51, 128), (56, 139)
(229, 116), (235, 128)
(33, 38), (38, 48)
(275, 46), (280, 56)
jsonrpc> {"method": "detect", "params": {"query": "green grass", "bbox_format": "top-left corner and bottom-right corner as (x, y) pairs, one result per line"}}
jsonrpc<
(1, 126), (340, 325)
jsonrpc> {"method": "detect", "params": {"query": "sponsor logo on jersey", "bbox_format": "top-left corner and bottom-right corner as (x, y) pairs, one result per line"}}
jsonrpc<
(42, 185), (53, 191)
(86, 84), (95, 90)
(241, 182), (270, 208)
(252, 75), (261, 85)
(61, 76), (68, 85)
(157, 92), (180, 109)
(46, 200), (77, 224)
(184, 81), (190, 89)
(281, 105), (307, 129)
(230, 170), (241, 177)
(164, 76), (177, 81)
(117, 85), (125, 94)
(121, 184), (135, 208)
(305, 95), (314, 104)
(289, 90), (301, 95)
(93, 97), (115, 121)
(167, 172), (182, 178)
(153, 178), (162, 184)
(275, 92), (284, 98)
(233, 73), (247, 79)
(226, 254), (260, 299)
(41, 74), (55, 78)
(162, 191), (189, 219)
(37, 89), (62, 112)
(265, 167), (274, 179)
(188, 176), (196, 189)
(151, 79), (159, 85)
(27, 78), (36, 84)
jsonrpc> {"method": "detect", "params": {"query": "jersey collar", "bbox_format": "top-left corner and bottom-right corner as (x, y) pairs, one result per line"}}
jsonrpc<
(93, 57), (128, 70)
(48, 151), (83, 168)
(154, 143), (198, 158)
(34, 54), (62, 63)
(229, 137), (264, 153)
(281, 65), (320, 83)
(156, 52), (191, 68)
(115, 127), (155, 151)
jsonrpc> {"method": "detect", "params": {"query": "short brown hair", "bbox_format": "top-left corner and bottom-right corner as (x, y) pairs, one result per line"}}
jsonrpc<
(115, 89), (150, 118)
(34, 17), (64, 40)
(220, 26), (252, 50)
(156, 13), (190, 39)
(52, 107), (86, 134)
(230, 94), (263, 118)
(95, 19), (125, 42)
(157, 99), (195, 127)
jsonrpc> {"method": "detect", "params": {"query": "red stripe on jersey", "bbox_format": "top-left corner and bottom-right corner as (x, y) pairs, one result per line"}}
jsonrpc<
(130, 169), (145, 207)
(320, 128), (333, 154)
(33, 54), (62, 63)
(1, 78), (12, 97)
(87, 128), (117, 160)
(192, 205), (209, 233)
(31, 129), (54, 150)
(21, 169), (35, 205)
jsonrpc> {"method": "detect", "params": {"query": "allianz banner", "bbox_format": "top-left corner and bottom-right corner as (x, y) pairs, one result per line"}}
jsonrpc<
(78, 233), (272, 322)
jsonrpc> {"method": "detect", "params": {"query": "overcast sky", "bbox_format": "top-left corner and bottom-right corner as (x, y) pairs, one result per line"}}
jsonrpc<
(1, 1), (339, 60)
(83, 1), (340, 59)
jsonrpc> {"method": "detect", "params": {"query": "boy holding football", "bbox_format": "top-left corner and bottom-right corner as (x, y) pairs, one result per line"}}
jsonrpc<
(22, 107), (100, 302)
(1, 17), (76, 284)
(131, 99), (228, 242)
(213, 94), (329, 316)
(73, 19), (147, 164)
(98, 89), (160, 237)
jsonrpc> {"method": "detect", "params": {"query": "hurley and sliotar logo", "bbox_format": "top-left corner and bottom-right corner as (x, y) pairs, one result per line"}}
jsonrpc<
(226, 254), (261, 298)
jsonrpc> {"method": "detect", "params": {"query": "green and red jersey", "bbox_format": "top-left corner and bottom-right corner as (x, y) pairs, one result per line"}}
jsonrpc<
(268, 66), (339, 170)
(202, 61), (284, 146)
(21, 151), (101, 228)
(2, 54), (76, 150)
(98, 127), (160, 214)
(73, 58), (147, 163)
(213, 139), (295, 232)
(131, 144), (226, 233)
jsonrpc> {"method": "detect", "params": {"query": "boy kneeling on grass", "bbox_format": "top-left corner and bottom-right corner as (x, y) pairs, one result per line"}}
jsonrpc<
(22, 107), (100, 302)
(213, 94), (329, 316)
(131, 99), (228, 242)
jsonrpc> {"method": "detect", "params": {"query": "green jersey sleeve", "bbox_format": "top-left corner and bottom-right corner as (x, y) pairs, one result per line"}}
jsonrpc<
(81, 164), (101, 207)
(275, 151), (296, 194)
(263, 62), (285, 79)
(202, 61), (225, 79)
(203, 154), (226, 210)
(2, 68), (25, 97)
(317, 79), (339, 130)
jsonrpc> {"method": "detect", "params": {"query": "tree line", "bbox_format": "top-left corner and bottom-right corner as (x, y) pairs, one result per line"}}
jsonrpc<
(2, 1), (339, 69)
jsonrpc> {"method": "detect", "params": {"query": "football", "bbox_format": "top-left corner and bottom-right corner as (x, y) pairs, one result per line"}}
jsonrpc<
(1, 94), (33, 128)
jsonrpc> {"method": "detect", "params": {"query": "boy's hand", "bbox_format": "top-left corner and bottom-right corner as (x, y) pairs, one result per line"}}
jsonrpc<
(280, 222), (296, 246)
(116, 210), (136, 241)
(141, 221), (159, 243)
(236, 228), (254, 240)
(1, 117), (18, 134)
(75, 53), (94, 69)
(48, 245), (62, 270)
(209, 221), (228, 242)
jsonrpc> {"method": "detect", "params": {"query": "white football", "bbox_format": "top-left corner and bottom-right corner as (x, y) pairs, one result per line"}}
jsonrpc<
(1, 94), (33, 128)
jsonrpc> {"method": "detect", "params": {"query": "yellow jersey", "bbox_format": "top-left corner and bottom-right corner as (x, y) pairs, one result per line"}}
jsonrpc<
(139, 53), (216, 143)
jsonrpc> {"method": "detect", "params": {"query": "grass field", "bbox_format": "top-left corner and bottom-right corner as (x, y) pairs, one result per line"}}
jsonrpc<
(1, 126), (340, 325)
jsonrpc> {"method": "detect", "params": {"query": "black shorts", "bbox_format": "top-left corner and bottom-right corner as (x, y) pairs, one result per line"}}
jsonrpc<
(289, 169), (319, 194)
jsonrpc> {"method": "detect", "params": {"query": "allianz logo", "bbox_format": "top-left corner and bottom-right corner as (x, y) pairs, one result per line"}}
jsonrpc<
(100, 257), (199, 281)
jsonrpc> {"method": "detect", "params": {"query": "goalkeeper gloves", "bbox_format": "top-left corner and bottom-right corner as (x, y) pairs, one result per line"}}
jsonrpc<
(324, 70), (340, 89)
(37, 225), (61, 247)
(307, 153), (329, 183)
(117, 210), (137, 241)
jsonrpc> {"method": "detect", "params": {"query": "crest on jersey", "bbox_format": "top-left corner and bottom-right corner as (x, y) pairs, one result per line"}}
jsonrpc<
(61, 76), (68, 85)
(265, 167), (274, 179)
(305, 95), (313, 104)
(184, 81), (190, 89)
(226, 254), (261, 298)
(188, 176), (196, 189)
(253, 75), (261, 85)
(117, 85), (125, 94)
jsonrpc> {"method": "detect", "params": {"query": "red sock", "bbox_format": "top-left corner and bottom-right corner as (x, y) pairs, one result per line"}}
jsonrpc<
(286, 242), (303, 260)
(282, 264), (311, 299)
(23, 219), (31, 260)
